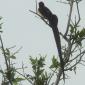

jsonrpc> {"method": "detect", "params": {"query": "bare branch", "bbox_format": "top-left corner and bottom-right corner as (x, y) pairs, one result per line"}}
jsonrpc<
(75, 0), (81, 25)
(55, 68), (63, 85)
(35, 0), (38, 13)
(0, 35), (13, 85)
(0, 35), (9, 70)
(69, 50), (85, 62)
(29, 10), (50, 26)
(71, 44), (79, 53)
(12, 46), (22, 56)
(56, 0), (69, 4)
(81, 60), (85, 63)
(16, 70), (33, 84)
(65, 53), (84, 71)
(79, 62), (85, 66)
(60, 32), (69, 42)
(64, 0), (74, 37)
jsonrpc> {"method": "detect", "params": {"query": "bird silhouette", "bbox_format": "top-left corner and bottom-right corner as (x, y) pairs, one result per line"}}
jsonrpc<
(38, 1), (65, 80)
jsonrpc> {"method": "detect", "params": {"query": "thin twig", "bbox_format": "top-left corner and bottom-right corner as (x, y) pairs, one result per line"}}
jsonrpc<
(29, 10), (51, 27)
(69, 50), (85, 62)
(0, 35), (13, 85)
(12, 46), (22, 56)
(48, 69), (58, 85)
(7, 45), (16, 50)
(75, 0), (80, 25)
(0, 35), (9, 70)
(79, 62), (85, 66)
(56, 0), (69, 4)
(60, 32), (69, 42)
(16, 70), (33, 84)
(35, 0), (37, 13)
(65, 53), (84, 71)
(64, 0), (74, 37)
(55, 68), (63, 85)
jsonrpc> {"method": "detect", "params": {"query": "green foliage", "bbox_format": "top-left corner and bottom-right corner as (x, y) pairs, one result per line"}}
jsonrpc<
(5, 48), (16, 59)
(0, 66), (17, 85)
(0, 41), (24, 85)
(5, 67), (15, 81)
(70, 23), (85, 46)
(79, 28), (85, 37)
(50, 56), (60, 69)
(29, 56), (49, 85)
(13, 77), (25, 85)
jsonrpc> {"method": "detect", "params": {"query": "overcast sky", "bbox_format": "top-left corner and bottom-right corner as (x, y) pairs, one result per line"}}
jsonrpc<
(0, 0), (85, 85)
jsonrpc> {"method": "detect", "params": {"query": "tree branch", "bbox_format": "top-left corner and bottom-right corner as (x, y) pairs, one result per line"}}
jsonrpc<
(64, 0), (74, 37)
(55, 68), (62, 85)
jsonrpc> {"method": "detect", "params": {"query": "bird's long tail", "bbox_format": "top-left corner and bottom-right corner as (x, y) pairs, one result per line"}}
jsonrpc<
(52, 27), (65, 81)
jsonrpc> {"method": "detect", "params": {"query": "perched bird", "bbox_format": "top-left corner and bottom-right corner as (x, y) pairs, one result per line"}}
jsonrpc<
(38, 1), (52, 21)
(38, 1), (65, 80)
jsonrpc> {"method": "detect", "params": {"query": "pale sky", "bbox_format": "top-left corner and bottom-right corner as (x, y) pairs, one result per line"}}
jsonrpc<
(0, 0), (85, 85)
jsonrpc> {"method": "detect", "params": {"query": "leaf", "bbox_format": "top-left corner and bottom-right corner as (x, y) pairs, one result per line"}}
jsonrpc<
(14, 77), (25, 82)
(30, 56), (37, 65)
(38, 57), (45, 67)
(10, 55), (16, 59)
(73, 66), (76, 74)
(0, 70), (4, 74)
(38, 69), (44, 75)
(70, 24), (74, 33)
(0, 16), (3, 20)
(50, 56), (59, 69)
(79, 28), (85, 38)
(5, 48), (10, 56)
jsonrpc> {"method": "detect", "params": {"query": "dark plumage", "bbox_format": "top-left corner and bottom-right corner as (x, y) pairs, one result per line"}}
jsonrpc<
(38, 2), (65, 80)
(49, 14), (65, 80)
(38, 2), (52, 21)
(49, 14), (58, 28)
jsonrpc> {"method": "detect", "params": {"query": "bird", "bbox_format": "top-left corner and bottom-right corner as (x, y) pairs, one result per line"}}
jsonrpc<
(38, 1), (52, 21)
(38, 1), (65, 80)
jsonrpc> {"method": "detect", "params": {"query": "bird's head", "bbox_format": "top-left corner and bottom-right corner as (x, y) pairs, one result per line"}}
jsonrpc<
(39, 2), (44, 7)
